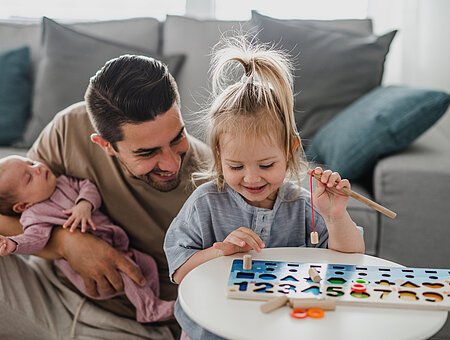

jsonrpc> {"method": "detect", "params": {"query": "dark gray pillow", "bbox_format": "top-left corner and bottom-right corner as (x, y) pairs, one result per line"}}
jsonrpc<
(251, 10), (374, 36)
(251, 11), (396, 140)
(21, 17), (184, 146)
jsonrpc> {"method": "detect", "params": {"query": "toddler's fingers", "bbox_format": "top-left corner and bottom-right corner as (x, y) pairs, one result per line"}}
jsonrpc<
(236, 227), (265, 248)
(313, 166), (323, 175)
(336, 178), (351, 190)
(320, 169), (333, 184)
(229, 231), (261, 252)
(327, 172), (341, 187)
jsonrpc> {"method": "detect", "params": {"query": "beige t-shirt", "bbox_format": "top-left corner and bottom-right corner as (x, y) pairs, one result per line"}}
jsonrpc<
(28, 102), (211, 308)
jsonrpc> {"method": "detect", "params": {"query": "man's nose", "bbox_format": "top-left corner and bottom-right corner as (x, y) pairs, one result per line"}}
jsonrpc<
(158, 149), (181, 172)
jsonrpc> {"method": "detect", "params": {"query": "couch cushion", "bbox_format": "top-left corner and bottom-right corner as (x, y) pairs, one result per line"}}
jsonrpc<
(0, 46), (32, 145)
(21, 17), (184, 146)
(0, 20), (41, 76)
(251, 11), (396, 140)
(307, 86), (450, 181)
(0, 17), (161, 81)
(163, 15), (243, 138)
(251, 11), (373, 35)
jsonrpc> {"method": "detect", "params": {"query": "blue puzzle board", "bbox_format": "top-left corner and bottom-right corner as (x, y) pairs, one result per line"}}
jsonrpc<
(227, 259), (450, 311)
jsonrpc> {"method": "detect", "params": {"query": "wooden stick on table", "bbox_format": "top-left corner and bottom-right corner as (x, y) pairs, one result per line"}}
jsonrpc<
(308, 170), (397, 219)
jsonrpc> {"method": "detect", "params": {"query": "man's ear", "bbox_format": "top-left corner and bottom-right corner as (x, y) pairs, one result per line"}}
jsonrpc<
(90, 133), (116, 156)
(12, 202), (32, 214)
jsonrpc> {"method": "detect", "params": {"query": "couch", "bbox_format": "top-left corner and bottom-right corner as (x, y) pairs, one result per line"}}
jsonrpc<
(1, 13), (449, 338)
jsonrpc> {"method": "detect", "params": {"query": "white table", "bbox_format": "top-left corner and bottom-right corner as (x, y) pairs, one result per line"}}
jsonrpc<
(178, 247), (448, 340)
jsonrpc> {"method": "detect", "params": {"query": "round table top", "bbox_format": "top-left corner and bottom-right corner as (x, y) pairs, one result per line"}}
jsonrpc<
(178, 247), (448, 340)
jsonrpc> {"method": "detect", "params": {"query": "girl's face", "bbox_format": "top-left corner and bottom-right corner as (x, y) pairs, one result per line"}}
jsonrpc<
(219, 132), (287, 209)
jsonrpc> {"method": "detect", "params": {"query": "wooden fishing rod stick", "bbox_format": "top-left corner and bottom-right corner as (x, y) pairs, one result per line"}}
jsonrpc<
(308, 170), (397, 219)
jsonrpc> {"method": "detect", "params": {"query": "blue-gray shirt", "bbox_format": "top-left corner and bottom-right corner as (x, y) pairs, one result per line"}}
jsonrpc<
(164, 180), (329, 339)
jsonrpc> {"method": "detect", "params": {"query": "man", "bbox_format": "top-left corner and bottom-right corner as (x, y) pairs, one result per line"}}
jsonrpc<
(0, 55), (211, 339)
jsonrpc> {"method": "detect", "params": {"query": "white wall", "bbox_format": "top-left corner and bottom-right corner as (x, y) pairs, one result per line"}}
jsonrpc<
(368, 0), (450, 131)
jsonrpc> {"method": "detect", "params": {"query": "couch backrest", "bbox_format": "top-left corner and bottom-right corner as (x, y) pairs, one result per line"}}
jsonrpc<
(0, 17), (161, 80)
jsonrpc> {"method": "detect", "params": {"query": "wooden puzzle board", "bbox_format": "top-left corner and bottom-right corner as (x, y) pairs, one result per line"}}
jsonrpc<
(227, 259), (450, 311)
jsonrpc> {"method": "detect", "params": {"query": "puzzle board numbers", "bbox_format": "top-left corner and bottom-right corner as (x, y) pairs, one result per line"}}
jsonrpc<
(422, 292), (444, 303)
(373, 288), (393, 300)
(398, 291), (419, 301)
(325, 286), (345, 297)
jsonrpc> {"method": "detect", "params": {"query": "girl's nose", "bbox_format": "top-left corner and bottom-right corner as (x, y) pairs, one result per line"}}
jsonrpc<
(244, 171), (261, 184)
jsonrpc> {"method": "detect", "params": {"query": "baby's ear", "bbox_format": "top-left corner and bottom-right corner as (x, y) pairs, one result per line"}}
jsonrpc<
(12, 202), (32, 214)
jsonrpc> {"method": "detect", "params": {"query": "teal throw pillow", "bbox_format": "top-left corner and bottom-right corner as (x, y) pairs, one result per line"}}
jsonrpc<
(307, 86), (450, 180)
(0, 46), (31, 145)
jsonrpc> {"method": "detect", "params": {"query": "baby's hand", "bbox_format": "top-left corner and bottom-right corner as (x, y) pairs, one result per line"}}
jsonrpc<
(213, 227), (265, 256)
(62, 200), (96, 233)
(312, 167), (350, 220)
(0, 236), (17, 256)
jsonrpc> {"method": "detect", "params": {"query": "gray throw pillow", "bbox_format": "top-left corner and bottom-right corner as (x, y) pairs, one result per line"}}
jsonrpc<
(21, 17), (184, 146)
(251, 11), (397, 140)
(163, 15), (244, 139)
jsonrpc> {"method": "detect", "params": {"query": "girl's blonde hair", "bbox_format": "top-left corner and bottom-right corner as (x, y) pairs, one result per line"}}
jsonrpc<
(195, 36), (308, 190)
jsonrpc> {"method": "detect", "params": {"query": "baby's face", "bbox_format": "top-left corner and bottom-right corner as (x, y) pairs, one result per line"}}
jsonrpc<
(0, 156), (57, 207)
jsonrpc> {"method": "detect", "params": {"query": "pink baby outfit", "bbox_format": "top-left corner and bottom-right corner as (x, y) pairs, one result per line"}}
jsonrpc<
(11, 175), (174, 323)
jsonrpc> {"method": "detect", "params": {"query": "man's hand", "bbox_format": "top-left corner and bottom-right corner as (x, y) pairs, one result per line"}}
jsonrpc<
(53, 228), (146, 297)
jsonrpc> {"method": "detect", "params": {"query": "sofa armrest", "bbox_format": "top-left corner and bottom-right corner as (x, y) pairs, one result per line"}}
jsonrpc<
(374, 127), (450, 268)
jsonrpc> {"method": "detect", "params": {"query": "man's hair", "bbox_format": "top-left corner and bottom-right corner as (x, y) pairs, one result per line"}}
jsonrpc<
(85, 54), (180, 148)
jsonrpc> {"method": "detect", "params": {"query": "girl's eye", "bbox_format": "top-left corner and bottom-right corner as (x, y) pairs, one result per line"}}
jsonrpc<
(260, 163), (274, 169)
(229, 165), (243, 171)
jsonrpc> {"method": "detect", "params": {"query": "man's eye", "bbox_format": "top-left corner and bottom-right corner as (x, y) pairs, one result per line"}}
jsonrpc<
(139, 153), (155, 158)
(260, 163), (274, 169)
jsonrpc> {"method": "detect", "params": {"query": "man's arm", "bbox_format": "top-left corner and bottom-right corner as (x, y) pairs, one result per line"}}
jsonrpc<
(0, 214), (146, 294)
(0, 214), (23, 236)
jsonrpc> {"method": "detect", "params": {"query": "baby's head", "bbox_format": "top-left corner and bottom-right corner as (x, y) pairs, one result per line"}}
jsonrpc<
(204, 37), (308, 206)
(0, 156), (57, 216)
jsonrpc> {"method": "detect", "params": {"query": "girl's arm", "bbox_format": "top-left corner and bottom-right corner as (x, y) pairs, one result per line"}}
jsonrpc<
(312, 167), (365, 253)
(172, 246), (221, 284)
(324, 211), (365, 253)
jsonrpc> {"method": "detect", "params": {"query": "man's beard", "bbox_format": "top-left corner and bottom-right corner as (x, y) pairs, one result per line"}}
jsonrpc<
(116, 153), (186, 192)
(137, 171), (182, 192)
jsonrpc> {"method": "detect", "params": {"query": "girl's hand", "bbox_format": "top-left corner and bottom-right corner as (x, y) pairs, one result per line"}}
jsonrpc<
(312, 167), (350, 221)
(0, 235), (17, 256)
(213, 227), (265, 256)
(62, 200), (96, 233)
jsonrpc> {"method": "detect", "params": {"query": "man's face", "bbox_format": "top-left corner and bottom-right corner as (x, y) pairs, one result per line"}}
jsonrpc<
(112, 104), (189, 192)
